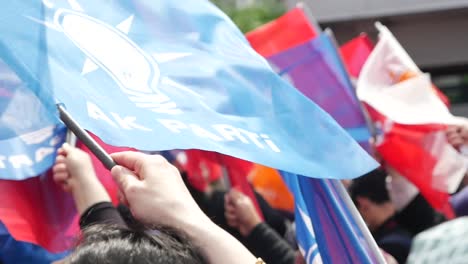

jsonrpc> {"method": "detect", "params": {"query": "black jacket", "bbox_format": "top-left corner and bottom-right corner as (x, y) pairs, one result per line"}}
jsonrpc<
(373, 217), (412, 264)
(244, 223), (296, 264)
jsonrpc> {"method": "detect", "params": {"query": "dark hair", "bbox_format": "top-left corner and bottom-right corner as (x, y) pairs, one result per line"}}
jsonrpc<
(349, 169), (390, 205)
(67, 225), (206, 264)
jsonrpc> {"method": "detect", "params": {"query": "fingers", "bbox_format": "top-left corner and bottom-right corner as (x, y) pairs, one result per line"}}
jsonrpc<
(446, 126), (460, 134)
(230, 189), (243, 201)
(118, 189), (129, 206)
(225, 204), (239, 227)
(56, 142), (72, 157)
(52, 161), (71, 192)
(111, 151), (149, 173)
(55, 154), (66, 164)
(61, 142), (72, 152)
(111, 165), (143, 196)
(53, 171), (69, 183)
(57, 147), (66, 157)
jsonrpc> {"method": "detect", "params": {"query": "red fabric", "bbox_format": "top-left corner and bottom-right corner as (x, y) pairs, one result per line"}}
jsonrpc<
(246, 8), (317, 57)
(339, 34), (374, 78)
(181, 150), (262, 218)
(365, 105), (455, 217)
(181, 149), (223, 192)
(218, 154), (263, 219)
(0, 134), (134, 252)
(0, 172), (78, 253)
(75, 134), (137, 205)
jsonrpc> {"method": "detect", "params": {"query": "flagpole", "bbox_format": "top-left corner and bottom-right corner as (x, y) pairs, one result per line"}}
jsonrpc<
(331, 180), (387, 264)
(57, 104), (116, 170)
(319, 28), (386, 263)
(295, 1), (322, 34)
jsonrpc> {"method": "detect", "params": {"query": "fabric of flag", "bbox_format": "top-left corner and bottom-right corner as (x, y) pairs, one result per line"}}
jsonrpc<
(178, 149), (263, 218)
(0, 134), (133, 253)
(248, 164), (294, 212)
(246, 7), (317, 57)
(177, 149), (223, 192)
(268, 33), (371, 146)
(219, 154), (263, 218)
(357, 25), (466, 212)
(339, 34), (374, 79)
(0, 59), (66, 180)
(282, 172), (379, 264)
(0, 222), (69, 264)
(0, 0), (376, 180)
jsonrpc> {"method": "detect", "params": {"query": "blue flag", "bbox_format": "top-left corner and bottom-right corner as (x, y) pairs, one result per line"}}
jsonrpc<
(0, 0), (376, 179)
(268, 34), (371, 148)
(0, 59), (65, 180)
(282, 172), (380, 264)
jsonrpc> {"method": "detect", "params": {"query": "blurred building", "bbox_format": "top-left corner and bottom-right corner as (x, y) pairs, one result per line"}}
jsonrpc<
(285, 0), (468, 115)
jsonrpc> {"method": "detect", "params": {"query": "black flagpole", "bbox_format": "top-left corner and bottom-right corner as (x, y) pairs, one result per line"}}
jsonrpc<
(57, 104), (116, 170)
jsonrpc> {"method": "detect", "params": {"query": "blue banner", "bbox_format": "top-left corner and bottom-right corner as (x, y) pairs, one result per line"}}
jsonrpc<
(282, 172), (379, 264)
(0, 0), (376, 179)
(0, 59), (65, 180)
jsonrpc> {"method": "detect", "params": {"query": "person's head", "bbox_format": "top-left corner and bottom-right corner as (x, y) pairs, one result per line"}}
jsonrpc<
(65, 225), (206, 264)
(349, 169), (396, 231)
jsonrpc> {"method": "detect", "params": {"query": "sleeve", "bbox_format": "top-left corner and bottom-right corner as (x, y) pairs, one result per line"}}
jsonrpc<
(79, 202), (127, 230)
(244, 223), (296, 264)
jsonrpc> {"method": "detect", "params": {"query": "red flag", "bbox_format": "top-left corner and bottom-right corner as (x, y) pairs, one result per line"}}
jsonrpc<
(340, 34), (374, 78)
(246, 8), (317, 57)
(179, 149), (223, 192)
(179, 150), (262, 218)
(357, 25), (464, 215)
(0, 171), (78, 253)
(217, 154), (263, 219)
(0, 134), (133, 252)
(366, 106), (458, 216)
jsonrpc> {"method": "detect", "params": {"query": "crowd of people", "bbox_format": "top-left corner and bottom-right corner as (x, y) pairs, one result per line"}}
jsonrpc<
(45, 123), (468, 264)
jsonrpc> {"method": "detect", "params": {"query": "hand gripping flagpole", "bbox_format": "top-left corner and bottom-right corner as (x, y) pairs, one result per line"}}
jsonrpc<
(57, 104), (116, 170)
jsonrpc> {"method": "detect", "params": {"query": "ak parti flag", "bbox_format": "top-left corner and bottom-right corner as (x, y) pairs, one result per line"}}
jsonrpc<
(0, 59), (66, 181)
(0, 0), (375, 180)
(340, 34), (374, 79)
(357, 24), (466, 212)
(246, 7), (317, 57)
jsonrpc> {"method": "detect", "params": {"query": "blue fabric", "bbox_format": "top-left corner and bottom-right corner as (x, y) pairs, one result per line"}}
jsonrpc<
(282, 172), (379, 264)
(0, 59), (66, 180)
(0, 223), (69, 264)
(0, 0), (376, 179)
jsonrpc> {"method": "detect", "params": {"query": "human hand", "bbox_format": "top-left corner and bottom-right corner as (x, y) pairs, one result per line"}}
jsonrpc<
(52, 143), (110, 214)
(224, 189), (262, 237)
(447, 125), (468, 149)
(53, 143), (99, 193)
(110, 151), (207, 228)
